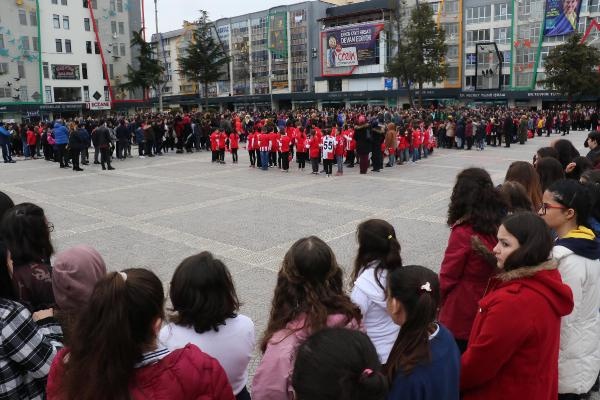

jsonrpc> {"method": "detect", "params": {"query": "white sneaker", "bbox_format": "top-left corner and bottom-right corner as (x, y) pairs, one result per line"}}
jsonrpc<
(139, 155), (145, 159)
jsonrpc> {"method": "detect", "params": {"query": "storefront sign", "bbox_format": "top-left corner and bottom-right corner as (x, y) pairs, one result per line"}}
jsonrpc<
(51, 64), (81, 80)
(87, 101), (111, 110)
(544, 0), (581, 36)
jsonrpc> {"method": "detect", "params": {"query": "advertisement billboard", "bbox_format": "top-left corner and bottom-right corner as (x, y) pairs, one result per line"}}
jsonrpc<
(51, 65), (80, 80)
(268, 12), (287, 57)
(544, 0), (582, 36)
(321, 23), (385, 76)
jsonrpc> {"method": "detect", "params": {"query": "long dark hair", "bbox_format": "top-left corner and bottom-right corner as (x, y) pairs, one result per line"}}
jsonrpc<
(260, 236), (361, 352)
(168, 251), (239, 334)
(535, 157), (565, 193)
(505, 161), (543, 210)
(547, 179), (592, 227)
(351, 219), (402, 289)
(0, 191), (15, 299)
(501, 212), (553, 271)
(447, 168), (506, 235)
(56, 268), (165, 400)
(384, 265), (440, 379)
(553, 139), (580, 169)
(0, 202), (54, 266)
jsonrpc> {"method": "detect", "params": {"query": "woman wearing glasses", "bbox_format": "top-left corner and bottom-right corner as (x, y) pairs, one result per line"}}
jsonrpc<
(0, 203), (55, 312)
(539, 179), (600, 399)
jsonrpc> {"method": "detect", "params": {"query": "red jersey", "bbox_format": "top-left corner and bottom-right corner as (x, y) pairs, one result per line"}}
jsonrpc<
(321, 135), (336, 160)
(218, 132), (227, 150)
(296, 132), (307, 153)
(398, 135), (409, 150)
(422, 128), (431, 146)
(334, 134), (345, 157)
(280, 135), (291, 152)
(343, 129), (355, 151)
(412, 129), (422, 147)
(308, 135), (321, 159)
(210, 131), (219, 151)
(229, 132), (239, 149)
(270, 132), (280, 152)
(246, 132), (255, 151)
(258, 133), (271, 151)
(26, 130), (36, 145)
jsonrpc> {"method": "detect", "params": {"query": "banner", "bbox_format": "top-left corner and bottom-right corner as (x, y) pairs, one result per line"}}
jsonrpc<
(268, 12), (287, 57)
(544, 0), (581, 36)
(51, 64), (80, 80)
(321, 23), (384, 76)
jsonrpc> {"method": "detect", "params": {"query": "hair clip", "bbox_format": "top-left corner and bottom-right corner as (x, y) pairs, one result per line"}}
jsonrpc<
(361, 368), (374, 378)
(387, 235), (392, 240)
(420, 282), (432, 293)
(119, 271), (127, 282)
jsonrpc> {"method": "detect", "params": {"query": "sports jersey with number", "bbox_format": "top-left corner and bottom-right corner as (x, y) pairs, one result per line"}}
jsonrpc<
(322, 135), (336, 160)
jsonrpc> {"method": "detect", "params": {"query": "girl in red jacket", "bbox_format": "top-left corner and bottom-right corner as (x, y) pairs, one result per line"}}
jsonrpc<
(26, 126), (37, 159)
(334, 129), (345, 176)
(218, 130), (227, 164)
(247, 130), (256, 167)
(46, 268), (235, 400)
(295, 127), (307, 171)
(461, 212), (573, 400)
(308, 130), (321, 175)
(438, 168), (506, 353)
(210, 129), (219, 163)
(229, 131), (239, 164)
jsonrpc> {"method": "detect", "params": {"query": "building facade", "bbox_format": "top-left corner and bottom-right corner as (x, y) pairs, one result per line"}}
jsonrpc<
(0, 0), (143, 121)
(152, 0), (600, 111)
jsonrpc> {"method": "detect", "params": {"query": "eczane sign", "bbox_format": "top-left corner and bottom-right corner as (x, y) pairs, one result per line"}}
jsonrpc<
(87, 102), (111, 110)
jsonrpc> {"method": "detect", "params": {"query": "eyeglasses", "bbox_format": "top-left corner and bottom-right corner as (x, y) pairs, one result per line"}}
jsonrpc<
(47, 222), (54, 232)
(539, 202), (567, 215)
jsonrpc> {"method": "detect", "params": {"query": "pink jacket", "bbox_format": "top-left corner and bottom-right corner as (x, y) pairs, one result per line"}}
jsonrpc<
(252, 313), (361, 400)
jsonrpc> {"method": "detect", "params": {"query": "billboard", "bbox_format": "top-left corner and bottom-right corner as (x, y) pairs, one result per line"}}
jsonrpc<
(51, 64), (80, 80)
(268, 12), (287, 57)
(321, 23), (385, 76)
(544, 0), (582, 36)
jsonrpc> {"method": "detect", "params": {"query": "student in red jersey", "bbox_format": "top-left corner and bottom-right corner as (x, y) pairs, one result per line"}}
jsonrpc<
(258, 127), (271, 171)
(247, 130), (256, 168)
(423, 123), (432, 159)
(210, 129), (219, 163)
(322, 129), (336, 177)
(254, 128), (262, 169)
(229, 130), (239, 164)
(309, 130), (322, 175)
(295, 127), (308, 171)
(219, 130), (227, 164)
(276, 128), (285, 169)
(26, 126), (37, 160)
(398, 129), (409, 165)
(412, 123), (422, 162)
(269, 128), (279, 168)
(280, 130), (292, 172)
(343, 124), (356, 168)
(335, 128), (346, 176)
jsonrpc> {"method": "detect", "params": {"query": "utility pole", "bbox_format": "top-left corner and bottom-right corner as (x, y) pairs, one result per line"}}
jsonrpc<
(154, 0), (163, 112)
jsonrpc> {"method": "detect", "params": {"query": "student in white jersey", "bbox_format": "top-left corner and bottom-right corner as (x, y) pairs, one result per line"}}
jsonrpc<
(322, 128), (336, 177)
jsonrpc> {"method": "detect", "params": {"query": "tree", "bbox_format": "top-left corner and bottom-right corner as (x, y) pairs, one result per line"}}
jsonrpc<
(387, 3), (447, 106)
(541, 33), (600, 102)
(385, 0), (414, 105)
(177, 10), (230, 109)
(120, 29), (164, 103)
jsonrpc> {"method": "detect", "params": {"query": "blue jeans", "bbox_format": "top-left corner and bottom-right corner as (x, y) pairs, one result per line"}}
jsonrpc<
(22, 138), (30, 157)
(388, 153), (396, 166)
(336, 155), (343, 172)
(423, 146), (429, 158)
(412, 148), (419, 162)
(260, 151), (269, 170)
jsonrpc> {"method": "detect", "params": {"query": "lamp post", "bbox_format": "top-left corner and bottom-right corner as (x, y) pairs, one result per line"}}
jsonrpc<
(154, 0), (163, 112)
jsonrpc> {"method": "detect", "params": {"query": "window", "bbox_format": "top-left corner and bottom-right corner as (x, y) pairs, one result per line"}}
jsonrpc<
(84, 18), (90, 31)
(30, 10), (38, 26)
(83, 85), (90, 101)
(503, 51), (511, 68)
(111, 21), (117, 35)
(109, 64), (114, 79)
(120, 43), (126, 56)
(65, 39), (72, 53)
(110, 0), (115, 11)
(52, 0), (58, 4)
(32, 37), (38, 52)
(466, 29), (491, 46)
(117, 0), (123, 12)
(55, 39), (63, 53)
(82, 63), (88, 79)
(21, 37), (30, 51)
(19, 9), (28, 25)
(86, 41), (92, 53)
(53, 14), (60, 28)
(494, 27), (511, 44)
(0, 35), (4, 49)
(17, 62), (25, 79)
(0, 88), (11, 98)
(447, 45), (459, 59)
(104, 86), (110, 101)
(94, 41), (100, 54)
(466, 52), (477, 66)
(45, 86), (52, 102)
(118, 22), (125, 34)
(61, 0), (68, 4)
(63, 16), (70, 30)
(82, 0), (96, 8)
(466, 75), (477, 87)
(92, 0), (97, 9)
(43, 62), (49, 79)
(53, 87), (82, 102)
(19, 86), (28, 101)
(444, 0), (459, 13)
(443, 23), (459, 39)
(494, 3), (512, 20)
(501, 74), (510, 87)
(0, 63), (9, 75)
(466, 5), (491, 24)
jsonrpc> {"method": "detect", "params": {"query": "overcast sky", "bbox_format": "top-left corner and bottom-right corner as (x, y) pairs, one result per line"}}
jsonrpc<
(144, 0), (306, 35)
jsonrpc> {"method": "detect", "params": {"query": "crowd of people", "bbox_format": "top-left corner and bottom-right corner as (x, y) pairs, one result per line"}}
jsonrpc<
(1, 105), (599, 175)
(0, 125), (600, 400)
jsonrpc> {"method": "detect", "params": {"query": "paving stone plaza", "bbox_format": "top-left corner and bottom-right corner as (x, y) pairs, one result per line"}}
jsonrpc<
(0, 132), (590, 377)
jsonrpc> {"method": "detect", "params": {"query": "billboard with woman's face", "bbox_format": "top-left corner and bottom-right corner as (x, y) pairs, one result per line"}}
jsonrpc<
(544, 0), (582, 36)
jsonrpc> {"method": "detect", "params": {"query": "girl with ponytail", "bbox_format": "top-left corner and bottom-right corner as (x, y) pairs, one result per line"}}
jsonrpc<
(385, 265), (460, 400)
(46, 268), (234, 400)
(253, 236), (362, 400)
(350, 219), (402, 363)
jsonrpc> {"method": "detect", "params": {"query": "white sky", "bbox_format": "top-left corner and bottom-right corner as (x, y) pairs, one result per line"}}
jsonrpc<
(144, 0), (307, 35)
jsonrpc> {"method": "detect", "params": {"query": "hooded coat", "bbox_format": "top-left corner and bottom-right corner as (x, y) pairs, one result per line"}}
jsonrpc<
(554, 227), (600, 395)
(460, 261), (574, 400)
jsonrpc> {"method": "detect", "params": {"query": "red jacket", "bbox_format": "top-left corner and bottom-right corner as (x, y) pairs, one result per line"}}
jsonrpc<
(412, 129), (422, 147)
(210, 131), (219, 151)
(270, 133), (280, 152)
(26, 130), (37, 145)
(295, 132), (307, 153)
(47, 344), (235, 400)
(461, 264), (573, 400)
(398, 134), (409, 150)
(280, 135), (291, 152)
(334, 134), (345, 156)
(247, 132), (255, 151)
(218, 132), (227, 150)
(308, 135), (320, 159)
(229, 133), (239, 149)
(438, 223), (498, 341)
(258, 133), (271, 151)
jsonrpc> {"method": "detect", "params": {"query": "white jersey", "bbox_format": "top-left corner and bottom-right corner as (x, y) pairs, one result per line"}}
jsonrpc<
(322, 135), (336, 160)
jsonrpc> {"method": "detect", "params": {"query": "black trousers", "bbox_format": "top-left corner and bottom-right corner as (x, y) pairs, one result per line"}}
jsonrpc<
(100, 147), (112, 168)
(281, 151), (289, 170)
(311, 157), (320, 173)
(269, 152), (277, 166)
(346, 150), (355, 166)
(219, 149), (225, 162)
(70, 148), (80, 170)
(466, 136), (474, 150)
(297, 152), (306, 168)
(371, 146), (383, 170)
(323, 158), (333, 175)
(248, 150), (256, 166)
(56, 144), (69, 167)
(231, 149), (238, 163)
(255, 150), (262, 168)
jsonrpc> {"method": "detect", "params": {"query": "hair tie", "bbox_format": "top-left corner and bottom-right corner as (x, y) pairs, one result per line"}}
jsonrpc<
(361, 368), (374, 378)
(420, 282), (432, 293)
(387, 235), (393, 240)
(119, 271), (127, 282)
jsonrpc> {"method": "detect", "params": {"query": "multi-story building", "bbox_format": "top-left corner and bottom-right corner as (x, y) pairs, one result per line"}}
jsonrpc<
(0, 0), (143, 121)
(150, 0), (600, 111)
